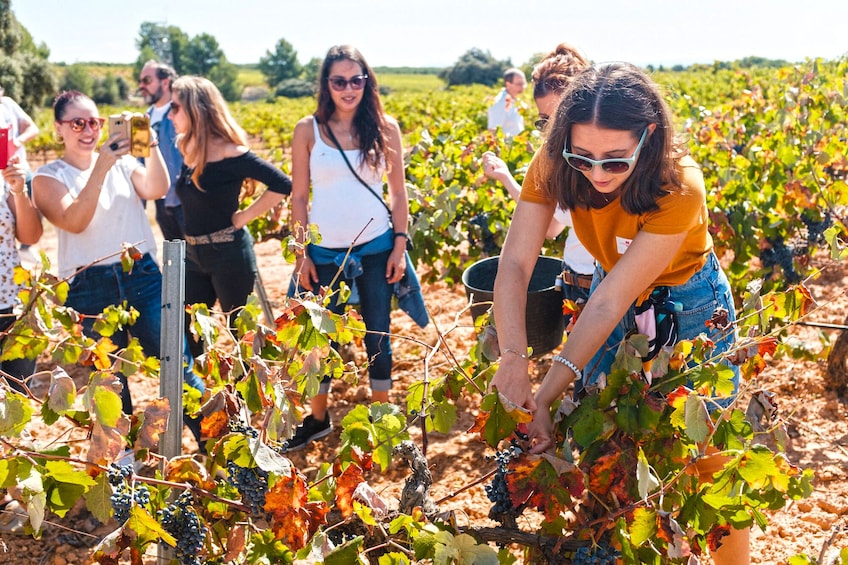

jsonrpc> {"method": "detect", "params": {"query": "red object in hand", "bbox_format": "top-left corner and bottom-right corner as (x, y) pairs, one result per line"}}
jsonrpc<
(0, 126), (13, 169)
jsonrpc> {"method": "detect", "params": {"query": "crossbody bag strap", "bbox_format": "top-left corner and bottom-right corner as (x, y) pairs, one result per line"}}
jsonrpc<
(320, 117), (393, 217)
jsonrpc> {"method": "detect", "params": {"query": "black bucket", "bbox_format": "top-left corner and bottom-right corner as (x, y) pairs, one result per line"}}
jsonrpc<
(461, 255), (565, 357)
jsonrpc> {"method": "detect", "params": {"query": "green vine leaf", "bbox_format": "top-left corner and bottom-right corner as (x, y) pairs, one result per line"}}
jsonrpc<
(0, 389), (34, 437)
(683, 393), (710, 443)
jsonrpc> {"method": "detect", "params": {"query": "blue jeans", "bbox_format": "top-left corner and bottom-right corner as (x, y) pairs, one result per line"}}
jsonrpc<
(65, 253), (205, 415)
(584, 252), (740, 397)
(310, 247), (394, 393)
(185, 228), (257, 357)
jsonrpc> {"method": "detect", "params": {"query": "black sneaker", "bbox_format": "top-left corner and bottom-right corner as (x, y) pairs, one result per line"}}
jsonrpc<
(282, 414), (332, 452)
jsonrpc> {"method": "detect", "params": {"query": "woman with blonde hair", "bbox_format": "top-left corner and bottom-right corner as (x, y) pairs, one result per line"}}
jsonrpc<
(170, 76), (292, 356)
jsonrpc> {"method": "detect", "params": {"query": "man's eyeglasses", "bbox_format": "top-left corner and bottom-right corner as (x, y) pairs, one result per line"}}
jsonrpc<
(562, 128), (648, 174)
(139, 76), (155, 86)
(58, 117), (105, 133)
(327, 75), (368, 92)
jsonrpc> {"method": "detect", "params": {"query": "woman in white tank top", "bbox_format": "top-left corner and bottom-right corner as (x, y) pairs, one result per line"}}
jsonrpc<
(284, 45), (410, 452)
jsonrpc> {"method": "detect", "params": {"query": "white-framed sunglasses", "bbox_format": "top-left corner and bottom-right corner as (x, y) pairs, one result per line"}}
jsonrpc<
(562, 128), (649, 174)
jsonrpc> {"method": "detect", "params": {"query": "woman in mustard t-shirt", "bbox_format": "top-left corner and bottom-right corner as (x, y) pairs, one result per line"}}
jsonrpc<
(489, 62), (747, 564)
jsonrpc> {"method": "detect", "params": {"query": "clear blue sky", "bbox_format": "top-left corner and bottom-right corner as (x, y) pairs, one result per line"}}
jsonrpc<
(14, 0), (847, 68)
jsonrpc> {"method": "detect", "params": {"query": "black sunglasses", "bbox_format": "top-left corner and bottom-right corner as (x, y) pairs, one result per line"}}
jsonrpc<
(327, 74), (368, 92)
(534, 116), (549, 131)
(170, 101), (181, 114)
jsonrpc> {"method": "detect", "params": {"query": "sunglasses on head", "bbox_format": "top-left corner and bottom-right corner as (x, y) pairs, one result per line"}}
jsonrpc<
(58, 117), (105, 133)
(327, 74), (368, 92)
(139, 76), (154, 85)
(562, 128), (649, 174)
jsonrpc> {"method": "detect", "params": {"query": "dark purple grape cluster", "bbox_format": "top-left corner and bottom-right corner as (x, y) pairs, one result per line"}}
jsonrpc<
(761, 238), (801, 283)
(484, 442), (522, 514)
(228, 420), (259, 438)
(227, 462), (269, 514)
(159, 491), (205, 565)
(803, 211), (833, 246)
(107, 464), (149, 524)
(571, 543), (620, 564)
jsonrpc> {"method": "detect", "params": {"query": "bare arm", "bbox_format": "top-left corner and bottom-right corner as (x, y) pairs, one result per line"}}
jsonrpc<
(528, 229), (688, 452)
(32, 138), (126, 234)
(482, 151), (564, 239)
(130, 143), (169, 201)
(290, 117), (317, 290)
(488, 198), (555, 411)
(384, 116), (408, 284)
(14, 115), (39, 147)
(3, 159), (42, 244)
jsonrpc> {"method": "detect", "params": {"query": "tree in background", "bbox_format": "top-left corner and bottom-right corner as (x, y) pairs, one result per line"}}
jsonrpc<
(259, 38), (301, 87)
(0, 0), (57, 112)
(439, 48), (509, 87)
(135, 22), (240, 101)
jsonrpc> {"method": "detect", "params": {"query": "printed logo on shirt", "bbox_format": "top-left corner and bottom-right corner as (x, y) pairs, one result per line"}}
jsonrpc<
(616, 236), (633, 254)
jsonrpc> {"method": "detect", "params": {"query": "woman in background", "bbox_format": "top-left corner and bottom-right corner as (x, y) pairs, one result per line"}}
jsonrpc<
(285, 45), (409, 451)
(1, 156), (43, 393)
(482, 43), (594, 328)
(170, 76), (292, 357)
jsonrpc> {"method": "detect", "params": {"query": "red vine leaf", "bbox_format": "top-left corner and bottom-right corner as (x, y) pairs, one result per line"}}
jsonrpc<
(335, 463), (365, 518)
(265, 472), (329, 551)
(137, 398), (170, 450)
(706, 524), (731, 552)
(506, 453), (582, 522)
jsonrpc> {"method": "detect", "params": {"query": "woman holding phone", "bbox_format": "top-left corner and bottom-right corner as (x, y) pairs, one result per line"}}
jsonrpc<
(33, 91), (205, 449)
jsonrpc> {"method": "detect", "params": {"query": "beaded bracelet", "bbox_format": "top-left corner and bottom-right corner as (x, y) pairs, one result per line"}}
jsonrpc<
(552, 354), (583, 381)
(501, 347), (528, 360)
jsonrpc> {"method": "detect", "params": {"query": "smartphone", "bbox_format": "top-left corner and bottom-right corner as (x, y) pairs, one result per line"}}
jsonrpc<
(108, 113), (151, 158)
(0, 126), (12, 169)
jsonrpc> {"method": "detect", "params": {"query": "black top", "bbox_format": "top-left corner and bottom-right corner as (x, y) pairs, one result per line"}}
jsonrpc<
(176, 151), (292, 236)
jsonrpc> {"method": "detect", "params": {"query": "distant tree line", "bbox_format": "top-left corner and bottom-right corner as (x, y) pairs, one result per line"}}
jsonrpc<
(0, 0), (823, 114)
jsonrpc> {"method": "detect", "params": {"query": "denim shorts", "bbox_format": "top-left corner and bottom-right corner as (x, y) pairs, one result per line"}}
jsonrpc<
(584, 252), (740, 398)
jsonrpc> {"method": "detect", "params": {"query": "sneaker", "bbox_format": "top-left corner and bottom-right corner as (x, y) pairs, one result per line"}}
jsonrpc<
(282, 414), (332, 452)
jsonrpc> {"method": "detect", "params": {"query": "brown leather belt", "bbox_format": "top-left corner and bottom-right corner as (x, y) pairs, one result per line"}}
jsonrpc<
(184, 226), (238, 245)
(561, 270), (593, 290)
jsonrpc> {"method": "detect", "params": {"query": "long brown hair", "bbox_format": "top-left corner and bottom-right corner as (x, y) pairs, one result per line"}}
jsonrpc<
(545, 62), (687, 214)
(171, 76), (248, 189)
(315, 45), (390, 171)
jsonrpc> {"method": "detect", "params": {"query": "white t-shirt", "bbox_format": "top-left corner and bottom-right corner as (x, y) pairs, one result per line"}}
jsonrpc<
(34, 156), (157, 279)
(487, 89), (524, 137)
(553, 207), (595, 275)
